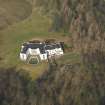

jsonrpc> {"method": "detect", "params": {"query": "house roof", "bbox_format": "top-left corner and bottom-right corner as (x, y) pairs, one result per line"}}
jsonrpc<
(45, 44), (61, 50)
(21, 43), (45, 54)
(21, 42), (62, 54)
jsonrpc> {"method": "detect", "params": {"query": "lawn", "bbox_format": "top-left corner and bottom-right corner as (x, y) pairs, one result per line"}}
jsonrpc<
(0, 9), (80, 79)
(58, 52), (81, 64)
(0, 10), (69, 78)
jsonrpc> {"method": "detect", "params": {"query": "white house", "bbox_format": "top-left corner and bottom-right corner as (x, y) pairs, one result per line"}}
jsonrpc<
(20, 42), (64, 64)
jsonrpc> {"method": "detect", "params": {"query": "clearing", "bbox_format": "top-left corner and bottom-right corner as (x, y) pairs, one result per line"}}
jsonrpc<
(0, 9), (78, 79)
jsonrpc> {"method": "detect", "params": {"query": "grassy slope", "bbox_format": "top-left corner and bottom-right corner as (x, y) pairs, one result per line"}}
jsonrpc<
(0, 0), (32, 29)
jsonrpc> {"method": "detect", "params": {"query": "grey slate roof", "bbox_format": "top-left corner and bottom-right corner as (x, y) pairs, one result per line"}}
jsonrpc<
(44, 44), (61, 50)
(21, 42), (62, 54)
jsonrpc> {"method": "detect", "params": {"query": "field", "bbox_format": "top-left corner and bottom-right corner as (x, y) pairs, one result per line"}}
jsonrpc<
(0, 9), (79, 79)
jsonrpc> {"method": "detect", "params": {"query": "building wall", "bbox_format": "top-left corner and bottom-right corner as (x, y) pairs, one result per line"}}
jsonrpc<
(20, 53), (27, 61)
(46, 48), (64, 57)
(27, 48), (40, 55)
(39, 54), (47, 60)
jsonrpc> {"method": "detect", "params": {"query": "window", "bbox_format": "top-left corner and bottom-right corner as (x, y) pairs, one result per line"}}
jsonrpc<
(43, 55), (45, 60)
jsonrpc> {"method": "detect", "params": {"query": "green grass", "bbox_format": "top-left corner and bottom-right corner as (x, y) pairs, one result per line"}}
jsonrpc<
(58, 52), (81, 64)
(0, 10), (67, 77)
(0, 9), (80, 78)
(0, 0), (32, 29)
